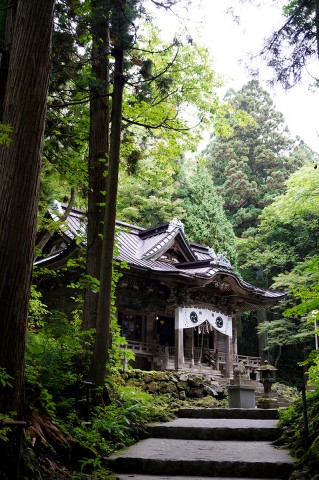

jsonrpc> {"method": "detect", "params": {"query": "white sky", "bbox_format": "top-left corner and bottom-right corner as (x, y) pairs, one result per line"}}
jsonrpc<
(153, 0), (319, 153)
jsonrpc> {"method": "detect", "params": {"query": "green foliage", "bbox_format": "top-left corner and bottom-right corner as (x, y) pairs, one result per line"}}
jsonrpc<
(275, 256), (319, 318)
(117, 155), (185, 226)
(124, 23), (224, 149)
(28, 285), (48, 329)
(278, 388), (319, 477)
(0, 123), (13, 146)
(26, 310), (93, 413)
(204, 80), (310, 237)
(66, 383), (172, 456)
(304, 349), (319, 388)
(79, 456), (102, 473)
(0, 367), (13, 389)
(239, 164), (319, 280)
(180, 163), (237, 264)
(0, 414), (12, 442)
(240, 164), (319, 370)
(0, 368), (13, 441)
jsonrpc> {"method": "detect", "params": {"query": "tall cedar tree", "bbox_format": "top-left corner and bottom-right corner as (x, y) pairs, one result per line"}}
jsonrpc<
(88, 0), (139, 398)
(180, 164), (237, 265)
(204, 80), (302, 237)
(83, 0), (110, 330)
(0, 1), (55, 416)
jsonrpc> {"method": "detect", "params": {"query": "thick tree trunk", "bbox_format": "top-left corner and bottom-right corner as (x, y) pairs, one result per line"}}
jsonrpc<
(82, 1), (110, 330)
(0, 0), (54, 416)
(0, 0), (17, 120)
(89, 43), (125, 395)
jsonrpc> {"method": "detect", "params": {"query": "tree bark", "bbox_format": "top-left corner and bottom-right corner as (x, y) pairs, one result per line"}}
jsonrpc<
(82, 0), (110, 330)
(0, 0), (17, 121)
(274, 344), (282, 368)
(0, 0), (54, 416)
(89, 40), (125, 396)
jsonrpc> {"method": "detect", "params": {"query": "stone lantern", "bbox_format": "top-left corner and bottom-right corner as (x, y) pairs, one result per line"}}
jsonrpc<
(227, 361), (256, 408)
(257, 360), (278, 409)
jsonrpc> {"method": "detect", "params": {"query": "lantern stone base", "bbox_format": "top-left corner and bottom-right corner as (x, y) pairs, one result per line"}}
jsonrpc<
(227, 378), (256, 409)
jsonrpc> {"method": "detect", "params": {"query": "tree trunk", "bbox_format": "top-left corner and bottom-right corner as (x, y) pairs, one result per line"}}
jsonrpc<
(0, 0), (54, 416)
(89, 41), (125, 396)
(274, 344), (282, 368)
(0, 0), (17, 121)
(82, 1), (110, 330)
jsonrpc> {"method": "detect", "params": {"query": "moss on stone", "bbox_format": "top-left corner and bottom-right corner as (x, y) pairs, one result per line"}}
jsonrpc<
(159, 382), (177, 394)
(176, 381), (188, 390)
(148, 381), (160, 393)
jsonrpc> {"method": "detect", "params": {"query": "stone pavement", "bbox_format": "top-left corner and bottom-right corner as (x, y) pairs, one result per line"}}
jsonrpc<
(108, 408), (296, 479)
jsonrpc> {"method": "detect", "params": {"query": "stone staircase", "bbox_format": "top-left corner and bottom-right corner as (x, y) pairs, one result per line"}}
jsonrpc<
(166, 359), (223, 378)
(108, 408), (296, 479)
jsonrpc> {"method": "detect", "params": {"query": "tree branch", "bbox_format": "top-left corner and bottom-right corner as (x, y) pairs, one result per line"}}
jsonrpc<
(122, 114), (204, 131)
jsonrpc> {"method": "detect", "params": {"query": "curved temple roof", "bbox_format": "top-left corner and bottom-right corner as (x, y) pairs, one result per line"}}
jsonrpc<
(35, 204), (285, 313)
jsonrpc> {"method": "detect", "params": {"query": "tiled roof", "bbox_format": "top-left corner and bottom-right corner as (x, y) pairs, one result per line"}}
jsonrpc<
(37, 204), (285, 304)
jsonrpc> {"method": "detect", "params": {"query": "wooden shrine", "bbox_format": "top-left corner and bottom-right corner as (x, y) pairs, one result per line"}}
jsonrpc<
(35, 204), (285, 377)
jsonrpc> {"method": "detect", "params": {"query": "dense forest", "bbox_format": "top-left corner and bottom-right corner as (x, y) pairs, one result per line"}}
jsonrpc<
(0, 0), (319, 478)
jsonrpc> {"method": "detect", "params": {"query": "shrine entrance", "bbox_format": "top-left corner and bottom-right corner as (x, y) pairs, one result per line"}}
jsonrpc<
(175, 307), (234, 376)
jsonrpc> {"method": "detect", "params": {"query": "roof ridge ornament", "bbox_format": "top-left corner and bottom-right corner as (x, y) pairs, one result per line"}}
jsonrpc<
(168, 217), (184, 233)
(207, 247), (217, 259)
(215, 253), (232, 268)
(51, 200), (63, 215)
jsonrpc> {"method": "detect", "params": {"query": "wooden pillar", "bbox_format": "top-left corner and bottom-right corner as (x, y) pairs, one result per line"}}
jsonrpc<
(257, 308), (268, 362)
(174, 308), (184, 370)
(215, 330), (219, 371)
(190, 328), (195, 367)
(233, 315), (238, 356)
(225, 334), (233, 377)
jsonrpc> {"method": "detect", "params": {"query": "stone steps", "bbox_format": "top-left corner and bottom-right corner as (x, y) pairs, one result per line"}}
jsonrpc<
(108, 408), (296, 479)
(166, 363), (222, 377)
(148, 417), (280, 441)
(177, 408), (278, 420)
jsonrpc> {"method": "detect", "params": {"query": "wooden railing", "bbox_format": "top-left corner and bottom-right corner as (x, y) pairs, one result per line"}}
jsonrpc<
(125, 341), (261, 372)
(125, 340), (155, 355)
(234, 354), (261, 368)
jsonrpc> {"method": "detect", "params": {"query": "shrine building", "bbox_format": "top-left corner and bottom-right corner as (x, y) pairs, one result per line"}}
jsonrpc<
(35, 204), (285, 377)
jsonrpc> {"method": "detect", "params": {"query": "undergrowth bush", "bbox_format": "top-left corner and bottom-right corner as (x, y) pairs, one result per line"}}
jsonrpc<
(278, 380), (319, 479)
(65, 384), (173, 456)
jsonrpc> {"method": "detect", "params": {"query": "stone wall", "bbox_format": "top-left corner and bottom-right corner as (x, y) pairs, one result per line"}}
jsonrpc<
(121, 370), (227, 401)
